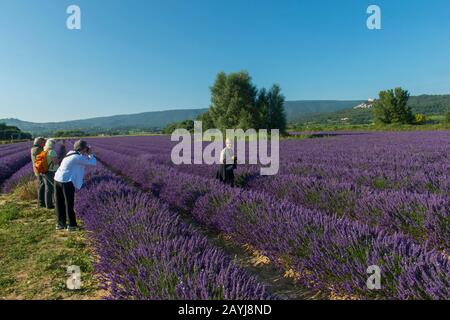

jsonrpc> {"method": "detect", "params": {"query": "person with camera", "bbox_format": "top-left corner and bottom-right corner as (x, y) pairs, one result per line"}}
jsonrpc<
(54, 140), (97, 231)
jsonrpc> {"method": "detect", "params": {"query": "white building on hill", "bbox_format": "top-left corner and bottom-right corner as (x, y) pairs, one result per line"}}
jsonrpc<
(354, 99), (375, 109)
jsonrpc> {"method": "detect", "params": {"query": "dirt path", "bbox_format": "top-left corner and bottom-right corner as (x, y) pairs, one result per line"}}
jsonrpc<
(176, 211), (325, 300)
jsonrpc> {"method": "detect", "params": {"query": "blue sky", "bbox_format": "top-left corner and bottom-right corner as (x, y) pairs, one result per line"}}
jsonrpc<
(0, 0), (449, 122)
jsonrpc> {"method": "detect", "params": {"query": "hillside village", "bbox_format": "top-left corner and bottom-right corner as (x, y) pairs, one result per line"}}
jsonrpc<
(353, 99), (375, 109)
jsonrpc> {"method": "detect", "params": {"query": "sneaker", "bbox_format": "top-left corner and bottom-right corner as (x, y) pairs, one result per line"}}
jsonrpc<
(67, 226), (80, 232)
(56, 225), (66, 231)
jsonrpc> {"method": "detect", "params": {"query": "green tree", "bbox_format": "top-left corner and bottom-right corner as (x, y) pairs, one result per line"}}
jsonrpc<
(267, 84), (287, 133)
(257, 85), (287, 134)
(414, 114), (427, 125)
(208, 71), (227, 127)
(208, 71), (258, 131)
(197, 111), (215, 130)
(53, 130), (88, 137)
(446, 111), (450, 123)
(208, 71), (287, 133)
(256, 88), (269, 129)
(373, 88), (413, 124)
(162, 120), (194, 134)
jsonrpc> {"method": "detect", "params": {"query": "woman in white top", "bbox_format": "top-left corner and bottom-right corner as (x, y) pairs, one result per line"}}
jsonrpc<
(217, 138), (237, 187)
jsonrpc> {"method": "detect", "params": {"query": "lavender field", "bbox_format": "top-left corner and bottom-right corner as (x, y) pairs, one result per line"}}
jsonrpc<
(1, 131), (449, 300)
(84, 131), (449, 300)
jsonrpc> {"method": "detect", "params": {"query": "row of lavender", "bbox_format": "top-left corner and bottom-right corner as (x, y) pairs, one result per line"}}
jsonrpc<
(0, 142), (32, 187)
(2, 162), (34, 193)
(0, 140), (31, 151)
(246, 174), (449, 249)
(89, 143), (449, 299)
(0, 141), (32, 160)
(76, 165), (272, 300)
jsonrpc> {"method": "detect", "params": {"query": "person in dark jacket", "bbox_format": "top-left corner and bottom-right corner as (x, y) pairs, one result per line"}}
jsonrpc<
(30, 137), (46, 207)
(216, 138), (237, 187)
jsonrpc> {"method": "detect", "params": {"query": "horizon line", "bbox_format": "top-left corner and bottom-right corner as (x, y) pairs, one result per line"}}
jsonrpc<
(2, 93), (449, 124)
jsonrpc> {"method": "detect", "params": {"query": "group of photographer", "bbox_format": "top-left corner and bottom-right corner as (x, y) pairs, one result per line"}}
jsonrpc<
(30, 138), (96, 232)
(29, 135), (235, 232)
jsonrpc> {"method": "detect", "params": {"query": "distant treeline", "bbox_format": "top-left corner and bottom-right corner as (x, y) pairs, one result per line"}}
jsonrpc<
(0, 122), (32, 141)
(51, 128), (161, 138)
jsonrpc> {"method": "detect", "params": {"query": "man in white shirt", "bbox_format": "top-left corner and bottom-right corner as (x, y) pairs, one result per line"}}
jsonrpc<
(54, 140), (97, 231)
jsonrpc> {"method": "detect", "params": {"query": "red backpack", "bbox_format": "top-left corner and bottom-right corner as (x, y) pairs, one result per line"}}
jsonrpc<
(35, 150), (49, 174)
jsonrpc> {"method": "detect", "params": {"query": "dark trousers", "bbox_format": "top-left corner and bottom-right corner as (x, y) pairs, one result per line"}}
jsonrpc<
(55, 181), (76, 228)
(43, 172), (55, 208)
(225, 165), (235, 187)
(37, 175), (45, 207)
(217, 164), (235, 187)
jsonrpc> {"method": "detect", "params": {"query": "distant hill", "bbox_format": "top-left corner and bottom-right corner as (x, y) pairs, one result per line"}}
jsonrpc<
(1, 100), (362, 135)
(294, 95), (450, 125)
(2, 96), (448, 135)
(408, 94), (450, 115)
(284, 100), (363, 120)
(1, 109), (208, 136)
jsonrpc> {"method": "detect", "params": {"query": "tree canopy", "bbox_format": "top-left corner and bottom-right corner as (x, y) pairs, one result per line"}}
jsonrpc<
(204, 71), (287, 133)
(164, 71), (288, 134)
(373, 88), (414, 124)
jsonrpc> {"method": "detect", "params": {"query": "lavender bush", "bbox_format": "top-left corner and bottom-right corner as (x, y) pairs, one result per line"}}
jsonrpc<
(0, 149), (32, 187)
(0, 142), (31, 160)
(246, 174), (449, 248)
(1, 162), (34, 193)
